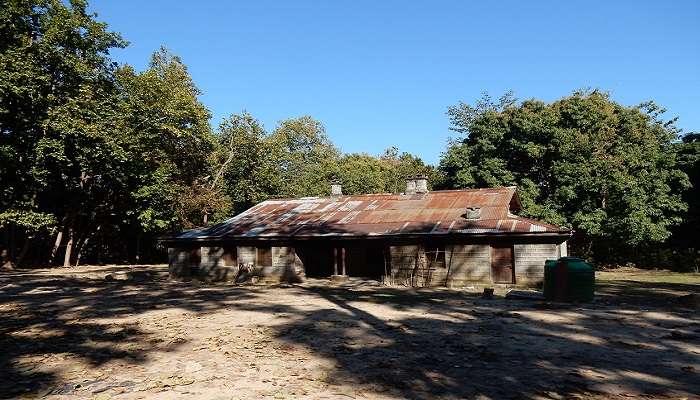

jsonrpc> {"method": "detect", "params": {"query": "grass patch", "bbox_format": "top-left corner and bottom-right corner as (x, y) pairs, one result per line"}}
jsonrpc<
(597, 270), (700, 285)
(595, 270), (699, 307)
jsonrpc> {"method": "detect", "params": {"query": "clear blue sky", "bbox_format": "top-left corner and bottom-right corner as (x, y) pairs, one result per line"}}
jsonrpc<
(91, 0), (699, 165)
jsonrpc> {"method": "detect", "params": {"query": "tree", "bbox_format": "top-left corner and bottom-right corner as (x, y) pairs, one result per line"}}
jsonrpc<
(37, 84), (130, 266)
(116, 48), (216, 258)
(0, 0), (126, 266)
(0, 0), (465, 267)
(0, 0), (220, 266)
(215, 112), (278, 215)
(335, 147), (440, 195)
(337, 153), (389, 195)
(268, 116), (341, 197)
(379, 147), (442, 193)
(440, 91), (689, 261)
(670, 133), (700, 249)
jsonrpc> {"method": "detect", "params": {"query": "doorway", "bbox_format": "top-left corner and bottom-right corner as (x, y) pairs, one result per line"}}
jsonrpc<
(490, 245), (515, 284)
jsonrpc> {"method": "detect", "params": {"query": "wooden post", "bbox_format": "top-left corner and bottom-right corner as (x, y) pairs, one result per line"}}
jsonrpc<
(341, 247), (346, 276)
(333, 247), (338, 275)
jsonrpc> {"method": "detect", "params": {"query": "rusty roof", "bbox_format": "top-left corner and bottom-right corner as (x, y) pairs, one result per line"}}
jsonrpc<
(173, 187), (570, 241)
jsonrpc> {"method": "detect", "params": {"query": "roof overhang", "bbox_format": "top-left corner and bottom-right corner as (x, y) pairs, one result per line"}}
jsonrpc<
(161, 230), (572, 246)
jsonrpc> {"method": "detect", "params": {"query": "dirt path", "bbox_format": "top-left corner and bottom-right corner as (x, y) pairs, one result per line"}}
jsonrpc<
(1, 266), (698, 399)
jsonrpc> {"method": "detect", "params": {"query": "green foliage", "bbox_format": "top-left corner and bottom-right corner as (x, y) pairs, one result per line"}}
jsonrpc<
(0, 1), (218, 265)
(214, 112), (279, 215)
(379, 147), (442, 193)
(2, 0), (694, 269)
(336, 149), (439, 195)
(0, 0), (126, 212)
(268, 116), (341, 198)
(440, 90), (690, 259)
(0, 211), (56, 232)
(117, 48), (215, 231)
(669, 133), (700, 250)
(337, 153), (388, 195)
(213, 115), (439, 216)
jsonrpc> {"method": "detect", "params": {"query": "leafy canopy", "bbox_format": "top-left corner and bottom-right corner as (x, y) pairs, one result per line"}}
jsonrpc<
(440, 91), (689, 255)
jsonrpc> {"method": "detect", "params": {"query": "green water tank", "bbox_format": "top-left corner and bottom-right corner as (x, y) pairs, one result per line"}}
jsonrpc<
(543, 257), (595, 302)
(543, 259), (558, 300)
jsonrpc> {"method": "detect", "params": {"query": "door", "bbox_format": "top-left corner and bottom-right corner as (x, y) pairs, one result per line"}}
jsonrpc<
(490, 245), (514, 283)
(295, 245), (335, 277)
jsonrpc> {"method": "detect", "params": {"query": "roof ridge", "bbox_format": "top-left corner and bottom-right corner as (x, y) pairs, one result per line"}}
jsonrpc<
(271, 186), (519, 201)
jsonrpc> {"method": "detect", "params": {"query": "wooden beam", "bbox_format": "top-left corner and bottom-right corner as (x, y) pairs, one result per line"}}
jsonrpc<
(333, 247), (338, 275)
(341, 247), (346, 276)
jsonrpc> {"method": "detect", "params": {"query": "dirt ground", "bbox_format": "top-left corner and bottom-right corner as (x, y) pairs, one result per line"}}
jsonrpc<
(1, 266), (698, 400)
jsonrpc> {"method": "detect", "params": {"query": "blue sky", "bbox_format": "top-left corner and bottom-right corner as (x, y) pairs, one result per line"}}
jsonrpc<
(91, 0), (699, 165)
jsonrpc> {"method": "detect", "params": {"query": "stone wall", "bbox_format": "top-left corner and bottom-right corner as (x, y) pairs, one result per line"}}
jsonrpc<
(169, 241), (562, 286)
(168, 247), (200, 280)
(256, 246), (304, 283)
(558, 241), (568, 257)
(238, 246), (256, 265)
(168, 245), (303, 283)
(199, 247), (239, 282)
(387, 245), (421, 285)
(386, 242), (559, 287)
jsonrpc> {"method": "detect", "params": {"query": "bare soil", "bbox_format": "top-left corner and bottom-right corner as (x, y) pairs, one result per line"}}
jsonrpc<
(1, 265), (698, 399)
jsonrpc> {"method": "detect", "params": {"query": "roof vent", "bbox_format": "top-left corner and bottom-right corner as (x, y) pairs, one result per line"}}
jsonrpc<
(463, 207), (481, 220)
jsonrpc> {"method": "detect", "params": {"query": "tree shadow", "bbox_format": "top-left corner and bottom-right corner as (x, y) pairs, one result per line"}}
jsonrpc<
(1, 270), (698, 399)
(0, 271), (258, 398)
(596, 279), (699, 307)
(269, 284), (699, 399)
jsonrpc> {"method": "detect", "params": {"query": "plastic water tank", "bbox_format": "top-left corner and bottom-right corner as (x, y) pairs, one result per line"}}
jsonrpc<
(543, 257), (594, 302)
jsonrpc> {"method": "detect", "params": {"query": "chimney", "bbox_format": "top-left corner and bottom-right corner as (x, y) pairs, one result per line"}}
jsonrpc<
(405, 175), (417, 195)
(464, 207), (481, 220)
(414, 174), (428, 194)
(331, 180), (342, 197)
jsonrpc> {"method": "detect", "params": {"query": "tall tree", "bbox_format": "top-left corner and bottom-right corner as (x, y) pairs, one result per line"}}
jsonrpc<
(0, 0), (126, 266)
(670, 133), (700, 250)
(214, 112), (278, 216)
(337, 153), (389, 195)
(268, 116), (341, 198)
(116, 48), (216, 258)
(335, 147), (440, 195)
(440, 91), (689, 260)
(379, 147), (442, 193)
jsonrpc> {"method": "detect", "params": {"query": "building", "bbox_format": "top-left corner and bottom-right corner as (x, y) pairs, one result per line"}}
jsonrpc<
(163, 176), (571, 287)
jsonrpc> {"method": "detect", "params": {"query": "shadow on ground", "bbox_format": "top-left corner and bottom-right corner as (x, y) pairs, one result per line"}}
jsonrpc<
(0, 267), (698, 399)
(595, 279), (699, 307)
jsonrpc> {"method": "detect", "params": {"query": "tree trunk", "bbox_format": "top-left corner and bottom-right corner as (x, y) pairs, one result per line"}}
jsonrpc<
(63, 224), (75, 268)
(135, 231), (142, 264)
(16, 236), (33, 267)
(7, 225), (16, 264)
(76, 225), (100, 267)
(75, 236), (88, 267)
(1, 228), (14, 269)
(49, 224), (65, 266)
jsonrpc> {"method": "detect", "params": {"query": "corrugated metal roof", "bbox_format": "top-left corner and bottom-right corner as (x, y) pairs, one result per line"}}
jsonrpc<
(174, 187), (569, 241)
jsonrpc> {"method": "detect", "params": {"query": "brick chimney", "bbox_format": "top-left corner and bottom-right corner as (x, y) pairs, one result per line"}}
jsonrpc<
(331, 180), (342, 197)
(405, 176), (417, 195)
(414, 174), (428, 194)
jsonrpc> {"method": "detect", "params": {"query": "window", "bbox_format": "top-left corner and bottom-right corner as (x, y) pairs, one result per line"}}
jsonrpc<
(256, 246), (272, 267)
(426, 246), (446, 270)
(222, 247), (237, 267)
